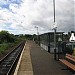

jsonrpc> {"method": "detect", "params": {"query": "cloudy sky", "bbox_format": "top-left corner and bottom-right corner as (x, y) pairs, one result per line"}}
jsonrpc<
(0, 0), (75, 34)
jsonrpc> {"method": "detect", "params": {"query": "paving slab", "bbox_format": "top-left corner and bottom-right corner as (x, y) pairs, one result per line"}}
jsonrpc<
(14, 40), (74, 75)
(14, 41), (33, 75)
(29, 41), (74, 75)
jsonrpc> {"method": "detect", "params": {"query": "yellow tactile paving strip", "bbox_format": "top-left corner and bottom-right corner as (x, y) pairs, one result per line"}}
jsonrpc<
(13, 41), (33, 75)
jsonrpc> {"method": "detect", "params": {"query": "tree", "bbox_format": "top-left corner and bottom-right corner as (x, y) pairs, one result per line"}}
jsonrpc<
(0, 30), (15, 43)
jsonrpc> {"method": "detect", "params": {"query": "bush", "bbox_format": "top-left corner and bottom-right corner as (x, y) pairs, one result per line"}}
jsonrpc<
(0, 30), (15, 43)
(0, 44), (8, 54)
(66, 47), (73, 55)
(0, 43), (14, 54)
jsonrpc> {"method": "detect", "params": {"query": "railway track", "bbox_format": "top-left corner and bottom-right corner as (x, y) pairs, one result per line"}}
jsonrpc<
(0, 41), (25, 75)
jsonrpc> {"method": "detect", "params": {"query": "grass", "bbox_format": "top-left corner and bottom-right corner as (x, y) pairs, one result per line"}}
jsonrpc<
(0, 43), (16, 54)
(0, 43), (10, 54)
(0, 38), (25, 54)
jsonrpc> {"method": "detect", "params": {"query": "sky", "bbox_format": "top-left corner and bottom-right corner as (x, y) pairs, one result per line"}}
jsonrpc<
(0, 0), (75, 35)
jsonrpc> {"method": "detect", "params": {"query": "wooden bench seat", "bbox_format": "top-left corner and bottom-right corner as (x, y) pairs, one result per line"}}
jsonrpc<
(59, 54), (75, 71)
(59, 59), (75, 71)
(66, 54), (75, 62)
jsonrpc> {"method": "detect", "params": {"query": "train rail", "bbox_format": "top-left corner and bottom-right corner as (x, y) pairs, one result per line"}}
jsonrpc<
(0, 41), (25, 75)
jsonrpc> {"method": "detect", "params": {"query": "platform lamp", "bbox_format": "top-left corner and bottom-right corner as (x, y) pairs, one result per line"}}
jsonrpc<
(35, 26), (39, 44)
(69, 31), (75, 43)
(69, 31), (75, 50)
(52, 0), (57, 60)
(52, 25), (57, 60)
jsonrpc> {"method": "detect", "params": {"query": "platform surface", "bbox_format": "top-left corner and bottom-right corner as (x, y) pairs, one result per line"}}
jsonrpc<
(14, 40), (74, 75)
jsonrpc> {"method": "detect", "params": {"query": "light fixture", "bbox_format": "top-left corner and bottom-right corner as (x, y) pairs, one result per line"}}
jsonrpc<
(69, 31), (75, 42)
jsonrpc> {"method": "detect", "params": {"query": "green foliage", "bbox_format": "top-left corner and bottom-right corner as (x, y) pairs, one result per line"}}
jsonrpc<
(25, 34), (32, 40)
(0, 30), (26, 54)
(73, 54), (75, 56)
(19, 34), (33, 40)
(66, 47), (73, 55)
(0, 43), (12, 54)
(0, 30), (15, 43)
(0, 40), (22, 54)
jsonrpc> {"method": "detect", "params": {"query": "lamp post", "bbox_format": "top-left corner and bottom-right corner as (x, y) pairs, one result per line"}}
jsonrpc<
(53, 0), (55, 23)
(35, 26), (39, 35)
(52, 26), (57, 60)
(35, 26), (39, 44)
(53, 0), (57, 60)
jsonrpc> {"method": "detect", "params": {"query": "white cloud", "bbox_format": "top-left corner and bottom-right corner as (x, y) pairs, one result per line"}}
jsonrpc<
(0, 0), (74, 34)
(9, 3), (19, 12)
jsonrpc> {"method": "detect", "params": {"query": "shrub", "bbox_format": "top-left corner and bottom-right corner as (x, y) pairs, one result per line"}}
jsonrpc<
(66, 47), (73, 55)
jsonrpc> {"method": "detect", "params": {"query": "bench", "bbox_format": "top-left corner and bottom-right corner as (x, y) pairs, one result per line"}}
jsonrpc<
(59, 53), (75, 71)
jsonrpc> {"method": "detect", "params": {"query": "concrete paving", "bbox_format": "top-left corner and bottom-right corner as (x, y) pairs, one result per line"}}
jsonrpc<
(14, 41), (33, 75)
(29, 41), (74, 75)
(14, 40), (74, 75)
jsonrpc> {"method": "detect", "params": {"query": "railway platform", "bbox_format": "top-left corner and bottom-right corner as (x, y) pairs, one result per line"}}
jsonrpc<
(14, 40), (74, 75)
